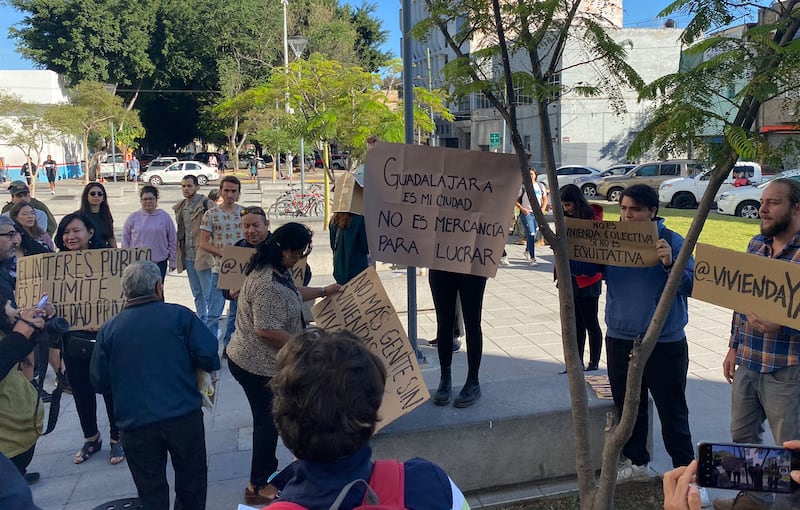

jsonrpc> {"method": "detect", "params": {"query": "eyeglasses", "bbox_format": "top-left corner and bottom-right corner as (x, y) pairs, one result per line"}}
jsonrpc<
(0, 231), (20, 238)
(89, 191), (104, 197)
(240, 206), (266, 218)
(14, 192), (29, 198)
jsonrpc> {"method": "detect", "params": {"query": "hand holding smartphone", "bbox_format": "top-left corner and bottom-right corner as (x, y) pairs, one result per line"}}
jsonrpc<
(697, 441), (800, 494)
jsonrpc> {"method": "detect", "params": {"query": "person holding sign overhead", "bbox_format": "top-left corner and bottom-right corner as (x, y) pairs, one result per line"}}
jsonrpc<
(122, 185), (177, 282)
(55, 213), (124, 466)
(429, 268), (488, 408)
(716, 177), (800, 510)
(225, 222), (341, 505)
(605, 184), (695, 483)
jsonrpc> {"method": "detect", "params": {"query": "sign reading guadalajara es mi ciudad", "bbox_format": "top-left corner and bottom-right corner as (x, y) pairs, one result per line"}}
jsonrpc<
(364, 142), (522, 278)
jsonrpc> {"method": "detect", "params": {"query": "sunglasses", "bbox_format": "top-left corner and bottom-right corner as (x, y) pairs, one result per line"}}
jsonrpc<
(240, 206), (266, 218)
(89, 191), (104, 197)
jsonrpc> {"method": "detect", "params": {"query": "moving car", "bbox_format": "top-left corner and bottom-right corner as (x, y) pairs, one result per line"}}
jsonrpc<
(536, 165), (601, 190)
(597, 159), (705, 202)
(573, 164), (636, 197)
(717, 169), (800, 218)
(139, 161), (220, 186)
(659, 162), (773, 209)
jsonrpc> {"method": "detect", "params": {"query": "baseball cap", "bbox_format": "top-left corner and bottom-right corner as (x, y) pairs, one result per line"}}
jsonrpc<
(8, 181), (29, 195)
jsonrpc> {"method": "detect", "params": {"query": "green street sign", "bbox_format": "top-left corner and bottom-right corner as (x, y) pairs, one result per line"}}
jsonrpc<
(489, 132), (501, 149)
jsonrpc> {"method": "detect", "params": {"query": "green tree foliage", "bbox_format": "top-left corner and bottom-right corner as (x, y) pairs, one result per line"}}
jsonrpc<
(46, 82), (141, 183)
(5, 0), (392, 152)
(417, 1), (647, 507)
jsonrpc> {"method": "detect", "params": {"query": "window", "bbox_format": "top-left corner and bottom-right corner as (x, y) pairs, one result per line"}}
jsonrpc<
(574, 168), (592, 175)
(635, 165), (658, 177)
(659, 164), (679, 176)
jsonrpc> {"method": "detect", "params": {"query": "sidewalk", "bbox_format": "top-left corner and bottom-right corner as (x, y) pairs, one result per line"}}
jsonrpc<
(23, 177), (744, 508)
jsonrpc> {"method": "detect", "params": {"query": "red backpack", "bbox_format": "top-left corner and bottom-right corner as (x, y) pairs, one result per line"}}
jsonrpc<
(265, 460), (407, 510)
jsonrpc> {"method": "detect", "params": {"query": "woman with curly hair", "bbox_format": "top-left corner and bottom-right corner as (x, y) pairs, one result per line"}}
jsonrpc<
(225, 222), (340, 505)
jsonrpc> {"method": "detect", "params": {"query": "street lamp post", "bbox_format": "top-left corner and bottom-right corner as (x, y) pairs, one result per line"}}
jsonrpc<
(281, 0), (290, 182)
(288, 35), (308, 198)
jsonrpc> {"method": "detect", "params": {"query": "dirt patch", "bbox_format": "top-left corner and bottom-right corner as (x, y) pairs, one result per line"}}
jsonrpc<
(501, 478), (665, 510)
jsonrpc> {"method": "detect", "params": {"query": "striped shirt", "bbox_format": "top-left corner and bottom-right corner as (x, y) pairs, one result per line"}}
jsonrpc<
(729, 232), (800, 373)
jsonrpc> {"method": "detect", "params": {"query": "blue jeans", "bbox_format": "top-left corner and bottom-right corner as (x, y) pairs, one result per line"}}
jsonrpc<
(520, 211), (538, 258)
(205, 271), (225, 340)
(185, 260), (211, 322)
(222, 299), (238, 347)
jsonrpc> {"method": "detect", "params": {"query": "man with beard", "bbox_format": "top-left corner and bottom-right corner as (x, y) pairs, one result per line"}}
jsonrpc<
(714, 178), (800, 510)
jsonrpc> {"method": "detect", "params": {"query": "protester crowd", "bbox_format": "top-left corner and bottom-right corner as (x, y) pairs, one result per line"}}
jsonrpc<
(0, 151), (799, 510)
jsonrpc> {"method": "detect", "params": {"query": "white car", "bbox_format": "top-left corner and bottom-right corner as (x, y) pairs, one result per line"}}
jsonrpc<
(717, 169), (800, 218)
(537, 165), (601, 190)
(140, 161), (220, 186)
(659, 162), (771, 209)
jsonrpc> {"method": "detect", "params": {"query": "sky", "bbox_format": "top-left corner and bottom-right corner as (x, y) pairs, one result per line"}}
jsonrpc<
(0, 1), (755, 70)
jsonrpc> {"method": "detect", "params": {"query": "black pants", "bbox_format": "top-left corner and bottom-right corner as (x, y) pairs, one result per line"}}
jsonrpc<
(62, 353), (119, 441)
(121, 409), (207, 510)
(606, 336), (694, 467)
(428, 269), (487, 379)
(10, 444), (35, 474)
(228, 359), (278, 487)
(156, 260), (167, 282)
(574, 296), (602, 366)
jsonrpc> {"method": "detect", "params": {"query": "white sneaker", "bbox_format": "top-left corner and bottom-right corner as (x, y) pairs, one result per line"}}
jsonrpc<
(529, 259), (539, 267)
(499, 256), (510, 266)
(616, 459), (649, 483)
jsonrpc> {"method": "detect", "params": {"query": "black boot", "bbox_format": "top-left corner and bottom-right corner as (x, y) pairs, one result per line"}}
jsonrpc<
(453, 378), (481, 408)
(433, 369), (451, 406)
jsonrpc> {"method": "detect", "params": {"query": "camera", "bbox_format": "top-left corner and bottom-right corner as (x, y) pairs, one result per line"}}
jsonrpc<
(697, 441), (800, 494)
(37, 316), (70, 348)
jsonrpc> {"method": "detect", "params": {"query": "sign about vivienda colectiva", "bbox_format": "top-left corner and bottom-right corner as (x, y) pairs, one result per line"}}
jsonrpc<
(693, 243), (800, 328)
(565, 218), (660, 267)
(363, 142), (522, 278)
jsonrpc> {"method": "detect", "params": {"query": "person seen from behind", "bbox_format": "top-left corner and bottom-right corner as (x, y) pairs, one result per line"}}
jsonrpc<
(268, 328), (470, 510)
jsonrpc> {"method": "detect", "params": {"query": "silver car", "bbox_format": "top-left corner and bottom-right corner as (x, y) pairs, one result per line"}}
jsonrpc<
(573, 164), (635, 198)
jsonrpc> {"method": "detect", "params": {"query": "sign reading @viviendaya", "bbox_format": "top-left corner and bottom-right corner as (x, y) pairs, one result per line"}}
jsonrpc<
(311, 266), (429, 430)
(693, 243), (800, 328)
(16, 248), (151, 330)
(364, 142), (522, 278)
(565, 218), (660, 267)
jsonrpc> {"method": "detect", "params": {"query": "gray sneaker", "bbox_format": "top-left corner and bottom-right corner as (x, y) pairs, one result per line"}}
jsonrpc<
(616, 459), (649, 483)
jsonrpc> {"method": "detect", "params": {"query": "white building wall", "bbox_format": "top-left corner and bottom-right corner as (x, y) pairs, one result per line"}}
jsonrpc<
(558, 28), (683, 168)
(0, 70), (81, 180)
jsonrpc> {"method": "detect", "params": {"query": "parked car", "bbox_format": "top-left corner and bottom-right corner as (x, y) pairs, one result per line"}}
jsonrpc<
(573, 164), (636, 198)
(716, 168), (800, 218)
(140, 161), (220, 186)
(146, 157), (178, 172)
(98, 153), (127, 179)
(659, 161), (774, 209)
(330, 154), (350, 170)
(597, 159), (706, 202)
(536, 165), (602, 190)
(138, 154), (154, 170)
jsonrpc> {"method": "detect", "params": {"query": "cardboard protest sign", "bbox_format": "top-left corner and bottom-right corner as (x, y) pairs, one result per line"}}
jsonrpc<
(364, 142), (522, 278)
(311, 266), (429, 430)
(218, 245), (307, 291)
(565, 218), (660, 267)
(332, 171), (364, 214)
(218, 246), (255, 290)
(693, 243), (800, 328)
(16, 248), (151, 330)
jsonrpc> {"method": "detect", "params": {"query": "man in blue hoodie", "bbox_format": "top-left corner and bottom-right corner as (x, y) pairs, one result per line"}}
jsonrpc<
(605, 184), (695, 483)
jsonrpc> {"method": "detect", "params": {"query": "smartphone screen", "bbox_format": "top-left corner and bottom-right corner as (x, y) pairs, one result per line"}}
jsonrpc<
(698, 442), (800, 494)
